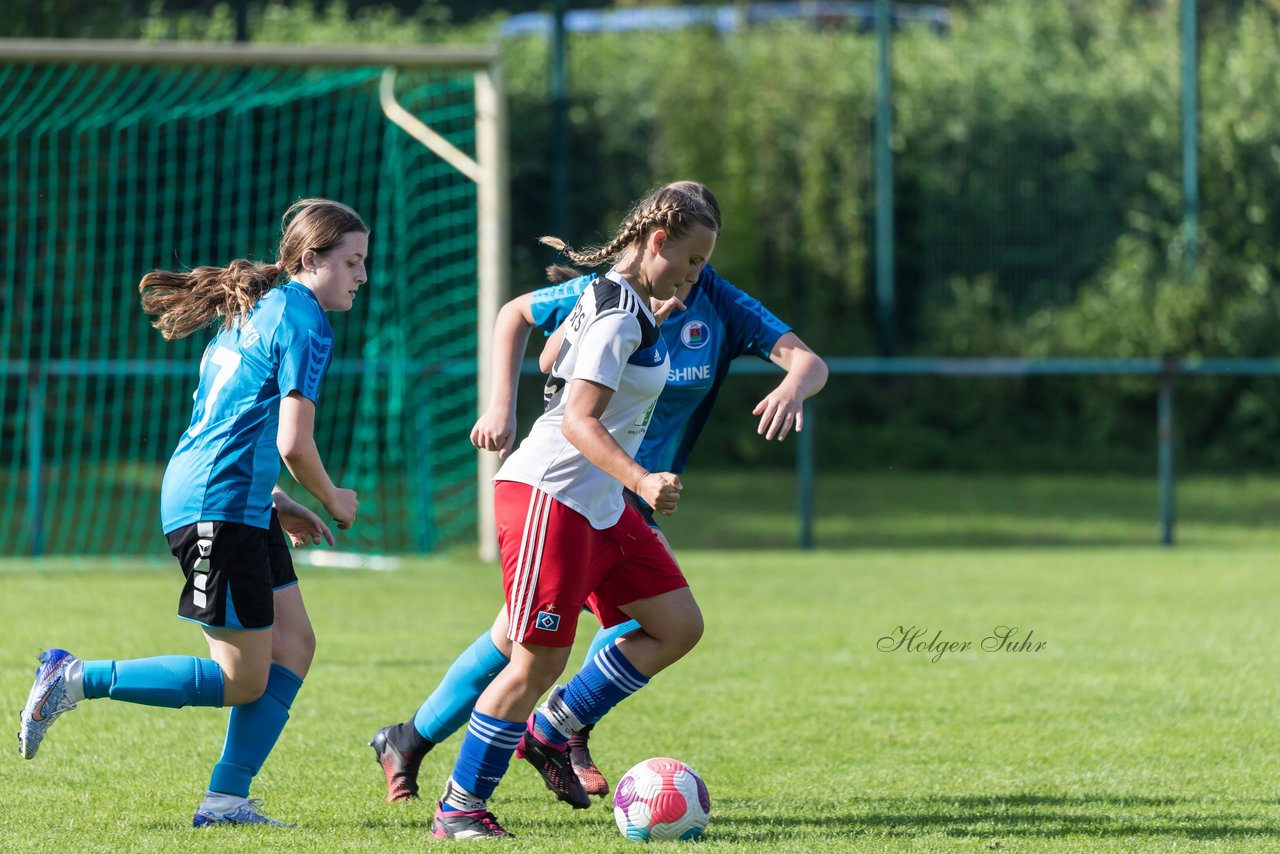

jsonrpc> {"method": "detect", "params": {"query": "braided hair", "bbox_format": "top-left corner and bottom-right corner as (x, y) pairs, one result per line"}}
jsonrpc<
(539, 182), (720, 269)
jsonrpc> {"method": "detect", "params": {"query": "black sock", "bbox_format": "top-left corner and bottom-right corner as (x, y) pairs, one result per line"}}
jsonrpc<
(390, 721), (434, 756)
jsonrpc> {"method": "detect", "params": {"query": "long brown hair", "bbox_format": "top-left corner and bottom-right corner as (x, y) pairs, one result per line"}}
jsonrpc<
(539, 181), (720, 271)
(139, 198), (368, 340)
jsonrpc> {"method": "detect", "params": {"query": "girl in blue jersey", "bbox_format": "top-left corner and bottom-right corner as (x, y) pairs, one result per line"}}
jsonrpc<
(370, 182), (828, 805)
(19, 198), (367, 828)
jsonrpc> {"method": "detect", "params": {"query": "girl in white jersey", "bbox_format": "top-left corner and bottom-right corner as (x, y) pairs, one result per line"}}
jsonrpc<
(431, 185), (719, 839)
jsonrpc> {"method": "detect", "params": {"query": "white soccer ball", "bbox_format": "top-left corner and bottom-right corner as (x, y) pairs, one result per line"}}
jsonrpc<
(612, 757), (710, 842)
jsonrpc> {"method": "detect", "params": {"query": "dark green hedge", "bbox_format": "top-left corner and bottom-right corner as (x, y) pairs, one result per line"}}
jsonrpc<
(16, 0), (1280, 471)
(502, 0), (1280, 472)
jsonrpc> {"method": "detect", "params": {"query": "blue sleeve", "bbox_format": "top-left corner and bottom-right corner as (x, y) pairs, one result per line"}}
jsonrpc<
(275, 297), (333, 403)
(527, 276), (591, 335)
(708, 272), (792, 361)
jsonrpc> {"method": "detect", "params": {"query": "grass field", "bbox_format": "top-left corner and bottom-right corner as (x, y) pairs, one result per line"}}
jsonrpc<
(3, 472), (1280, 852)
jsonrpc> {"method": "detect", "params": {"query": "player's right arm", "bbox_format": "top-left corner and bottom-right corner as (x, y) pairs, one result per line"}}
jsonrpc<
(471, 294), (537, 459)
(278, 391), (358, 529)
(475, 283), (583, 458)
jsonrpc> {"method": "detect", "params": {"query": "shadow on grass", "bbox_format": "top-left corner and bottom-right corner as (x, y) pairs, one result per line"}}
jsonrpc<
(710, 794), (1280, 843)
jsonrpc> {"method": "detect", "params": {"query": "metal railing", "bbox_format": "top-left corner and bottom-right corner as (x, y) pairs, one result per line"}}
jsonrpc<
(691, 357), (1280, 549)
(10, 356), (1280, 554)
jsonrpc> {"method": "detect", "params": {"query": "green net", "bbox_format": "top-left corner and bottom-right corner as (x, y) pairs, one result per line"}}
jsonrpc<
(1, 57), (483, 556)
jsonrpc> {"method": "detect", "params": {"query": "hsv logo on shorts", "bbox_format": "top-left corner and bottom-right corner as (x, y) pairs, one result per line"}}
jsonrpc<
(536, 610), (561, 632)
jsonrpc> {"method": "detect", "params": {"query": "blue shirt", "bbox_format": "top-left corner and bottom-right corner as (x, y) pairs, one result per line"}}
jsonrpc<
(528, 265), (790, 474)
(160, 281), (334, 533)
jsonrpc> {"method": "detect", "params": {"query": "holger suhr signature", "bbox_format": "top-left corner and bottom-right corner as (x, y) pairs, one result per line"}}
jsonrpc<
(877, 625), (1047, 663)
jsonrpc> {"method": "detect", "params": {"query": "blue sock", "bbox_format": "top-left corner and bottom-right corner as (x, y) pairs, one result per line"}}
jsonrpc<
(414, 631), (509, 743)
(441, 710), (525, 808)
(208, 663), (303, 798)
(583, 620), (638, 667)
(81, 657), (224, 708)
(533, 642), (648, 746)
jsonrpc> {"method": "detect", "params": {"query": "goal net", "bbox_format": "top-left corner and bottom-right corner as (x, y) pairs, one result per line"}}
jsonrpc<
(0, 40), (508, 557)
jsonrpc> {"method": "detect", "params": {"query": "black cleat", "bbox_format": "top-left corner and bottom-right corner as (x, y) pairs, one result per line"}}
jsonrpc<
(567, 724), (610, 796)
(370, 723), (433, 803)
(515, 726), (591, 809)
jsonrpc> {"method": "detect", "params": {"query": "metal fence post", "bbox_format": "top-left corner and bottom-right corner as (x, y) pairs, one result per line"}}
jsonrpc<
(1158, 363), (1176, 546)
(26, 367), (46, 556)
(797, 398), (815, 549)
(874, 0), (895, 356)
(1181, 0), (1198, 280)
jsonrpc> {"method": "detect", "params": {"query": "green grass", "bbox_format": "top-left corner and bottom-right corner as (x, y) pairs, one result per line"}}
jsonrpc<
(3, 473), (1280, 852)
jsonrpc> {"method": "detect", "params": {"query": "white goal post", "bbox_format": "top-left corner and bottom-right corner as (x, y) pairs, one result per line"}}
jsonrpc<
(0, 38), (509, 560)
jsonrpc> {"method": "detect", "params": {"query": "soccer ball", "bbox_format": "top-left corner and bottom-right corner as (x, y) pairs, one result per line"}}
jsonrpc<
(613, 757), (710, 842)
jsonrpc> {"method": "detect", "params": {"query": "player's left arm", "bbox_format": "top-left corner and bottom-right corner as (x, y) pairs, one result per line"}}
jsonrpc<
(752, 332), (829, 441)
(271, 485), (336, 548)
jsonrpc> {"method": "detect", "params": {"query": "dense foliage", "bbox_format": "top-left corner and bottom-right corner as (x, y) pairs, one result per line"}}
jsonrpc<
(10, 0), (1280, 471)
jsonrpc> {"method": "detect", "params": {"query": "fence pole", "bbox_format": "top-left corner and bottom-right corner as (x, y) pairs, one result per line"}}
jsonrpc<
(1158, 365), (1176, 546)
(550, 0), (569, 237)
(1181, 0), (1199, 280)
(797, 399), (815, 549)
(26, 368), (46, 556)
(874, 0), (895, 356)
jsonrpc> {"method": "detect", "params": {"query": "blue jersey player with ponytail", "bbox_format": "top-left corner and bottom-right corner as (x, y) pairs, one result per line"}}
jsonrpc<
(370, 181), (828, 808)
(19, 199), (367, 828)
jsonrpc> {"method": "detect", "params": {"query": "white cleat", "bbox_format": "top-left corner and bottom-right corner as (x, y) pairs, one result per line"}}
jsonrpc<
(193, 792), (295, 827)
(18, 648), (78, 759)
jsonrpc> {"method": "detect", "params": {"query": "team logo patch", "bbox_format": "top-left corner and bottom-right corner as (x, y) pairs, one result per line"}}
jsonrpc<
(536, 611), (562, 632)
(680, 320), (709, 350)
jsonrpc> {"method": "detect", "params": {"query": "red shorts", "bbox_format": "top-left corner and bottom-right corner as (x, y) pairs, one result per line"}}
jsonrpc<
(495, 480), (689, 648)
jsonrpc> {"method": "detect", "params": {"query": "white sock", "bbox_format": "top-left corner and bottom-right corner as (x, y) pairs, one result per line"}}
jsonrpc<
(64, 659), (84, 704)
(202, 791), (247, 807)
(441, 777), (486, 813)
(537, 685), (584, 740)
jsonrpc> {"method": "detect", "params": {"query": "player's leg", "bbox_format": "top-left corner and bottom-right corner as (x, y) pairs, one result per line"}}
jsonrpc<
(196, 514), (308, 828)
(524, 510), (700, 804)
(565, 619), (634, 796)
(566, 504), (677, 793)
(432, 483), (596, 838)
(16, 520), (276, 761)
(434, 643), (574, 838)
(532, 587), (701, 742)
(370, 608), (513, 802)
(17, 647), (230, 760)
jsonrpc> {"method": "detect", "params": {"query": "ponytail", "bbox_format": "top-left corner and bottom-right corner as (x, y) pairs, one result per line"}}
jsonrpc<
(139, 260), (282, 340)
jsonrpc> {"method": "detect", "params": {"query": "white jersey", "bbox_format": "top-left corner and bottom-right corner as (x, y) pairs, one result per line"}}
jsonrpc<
(497, 270), (669, 528)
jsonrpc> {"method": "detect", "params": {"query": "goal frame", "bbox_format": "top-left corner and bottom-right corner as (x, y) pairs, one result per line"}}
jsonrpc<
(0, 38), (509, 560)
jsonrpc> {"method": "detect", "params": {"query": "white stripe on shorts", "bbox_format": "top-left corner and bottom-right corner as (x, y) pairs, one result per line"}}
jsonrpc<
(508, 488), (553, 643)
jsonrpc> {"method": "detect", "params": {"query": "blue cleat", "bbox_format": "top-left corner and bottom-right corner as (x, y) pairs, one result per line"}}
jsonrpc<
(18, 648), (78, 759)
(193, 792), (295, 827)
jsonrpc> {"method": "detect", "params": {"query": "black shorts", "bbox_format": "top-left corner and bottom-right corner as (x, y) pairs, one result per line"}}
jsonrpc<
(622, 488), (660, 530)
(165, 511), (297, 630)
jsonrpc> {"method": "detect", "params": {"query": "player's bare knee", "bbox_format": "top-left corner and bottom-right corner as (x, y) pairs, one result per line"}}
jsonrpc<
(270, 631), (316, 678)
(223, 669), (269, 705)
(512, 646), (571, 693)
(666, 610), (703, 658)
